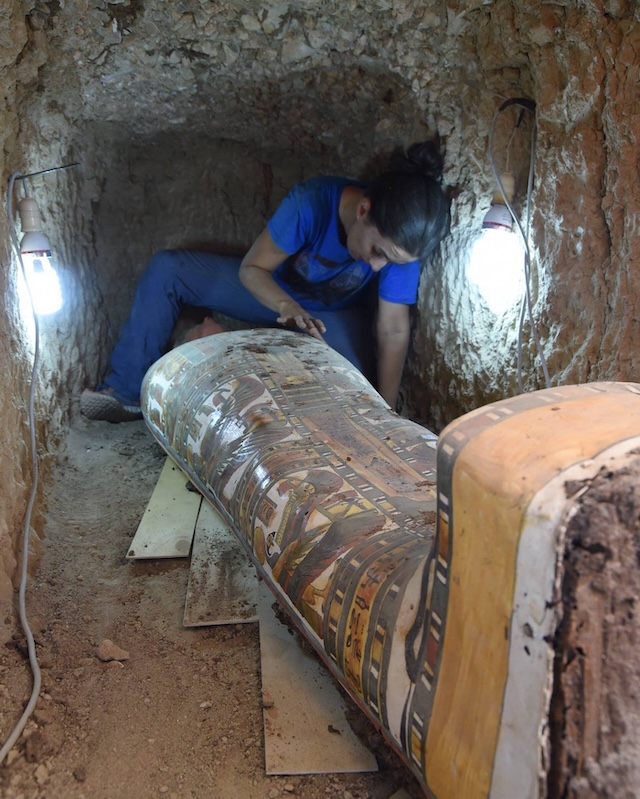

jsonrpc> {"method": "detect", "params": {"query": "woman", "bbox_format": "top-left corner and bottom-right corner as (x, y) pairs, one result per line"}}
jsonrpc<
(81, 140), (449, 422)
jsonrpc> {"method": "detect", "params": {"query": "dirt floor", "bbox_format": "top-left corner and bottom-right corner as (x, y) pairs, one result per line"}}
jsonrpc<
(0, 415), (422, 799)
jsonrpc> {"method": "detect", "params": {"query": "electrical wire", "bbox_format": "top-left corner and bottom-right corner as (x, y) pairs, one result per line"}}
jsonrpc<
(504, 108), (524, 174)
(0, 172), (43, 765)
(487, 98), (551, 392)
(19, 163), (79, 181)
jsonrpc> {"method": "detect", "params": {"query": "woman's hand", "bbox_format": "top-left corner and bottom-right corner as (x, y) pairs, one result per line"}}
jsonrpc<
(240, 229), (327, 341)
(276, 300), (326, 340)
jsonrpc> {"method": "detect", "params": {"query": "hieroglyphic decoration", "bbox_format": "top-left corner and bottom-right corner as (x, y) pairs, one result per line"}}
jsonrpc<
(426, 381), (640, 799)
(142, 329), (640, 798)
(142, 330), (444, 792)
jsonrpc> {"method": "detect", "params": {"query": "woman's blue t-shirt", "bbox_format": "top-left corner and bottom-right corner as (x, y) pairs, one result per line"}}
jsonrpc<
(267, 177), (421, 311)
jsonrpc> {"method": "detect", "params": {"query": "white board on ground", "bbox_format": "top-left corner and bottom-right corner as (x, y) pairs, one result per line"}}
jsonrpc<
(183, 501), (259, 627)
(258, 584), (378, 776)
(126, 457), (201, 559)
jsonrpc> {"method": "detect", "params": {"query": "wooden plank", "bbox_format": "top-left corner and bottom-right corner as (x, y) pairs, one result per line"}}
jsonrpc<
(183, 501), (259, 627)
(258, 584), (378, 776)
(126, 457), (201, 559)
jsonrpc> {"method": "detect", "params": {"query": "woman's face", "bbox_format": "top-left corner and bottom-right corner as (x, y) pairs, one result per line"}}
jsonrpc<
(346, 199), (415, 271)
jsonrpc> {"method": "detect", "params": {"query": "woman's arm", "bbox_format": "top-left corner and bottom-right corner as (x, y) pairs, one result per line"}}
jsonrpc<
(376, 299), (411, 409)
(239, 228), (326, 340)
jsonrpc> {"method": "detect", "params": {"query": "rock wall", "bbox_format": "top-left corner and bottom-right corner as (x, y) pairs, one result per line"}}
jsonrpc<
(0, 2), (57, 636)
(406, 0), (640, 429)
(1, 1), (639, 649)
(82, 129), (335, 366)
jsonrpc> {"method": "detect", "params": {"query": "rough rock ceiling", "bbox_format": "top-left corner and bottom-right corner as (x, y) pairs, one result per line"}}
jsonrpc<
(29, 0), (475, 153)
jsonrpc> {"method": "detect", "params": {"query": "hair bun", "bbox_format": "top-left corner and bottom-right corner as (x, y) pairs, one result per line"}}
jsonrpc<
(364, 139), (450, 261)
(389, 140), (444, 183)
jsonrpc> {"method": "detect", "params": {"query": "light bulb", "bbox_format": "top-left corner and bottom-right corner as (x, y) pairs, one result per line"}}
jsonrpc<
(19, 247), (63, 316)
(18, 198), (63, 315)
(467, 228), (524, 315)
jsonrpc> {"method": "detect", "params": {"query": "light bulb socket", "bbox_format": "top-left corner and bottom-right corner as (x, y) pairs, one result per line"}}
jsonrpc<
(20, 229), (52, 255)
(482, 203), (513, 231)
(18, 197), (46, 233)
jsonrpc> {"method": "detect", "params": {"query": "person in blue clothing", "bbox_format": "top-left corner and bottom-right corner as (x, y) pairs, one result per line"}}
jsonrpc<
(81, 140), (449, 422)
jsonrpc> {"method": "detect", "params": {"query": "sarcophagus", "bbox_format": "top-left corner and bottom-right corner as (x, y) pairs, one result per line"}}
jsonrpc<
(141, 329), (640, 798)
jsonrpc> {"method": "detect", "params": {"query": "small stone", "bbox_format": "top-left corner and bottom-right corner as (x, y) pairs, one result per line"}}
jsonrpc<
(25, 731), (48, 762)
(240, 14), (261, 32)
(73, 767), (86, 782)
(221, 42), (239, 65)
(35, 763), (49, 785)
(33, 704), (55, 726)
(96, 639), (130, 662)
(268, 788), (280, 798)
(281, 39), (315, 64)
(159, 787), (169, 794)
(199, 701), (212, 709)
(284, 785), (295, 793)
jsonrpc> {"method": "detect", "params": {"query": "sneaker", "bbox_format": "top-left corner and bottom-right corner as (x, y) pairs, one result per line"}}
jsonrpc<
(80, 386), (142, 423)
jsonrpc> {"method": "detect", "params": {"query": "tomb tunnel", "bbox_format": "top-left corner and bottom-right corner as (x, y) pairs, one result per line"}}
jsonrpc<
(2, 2), (640, 797)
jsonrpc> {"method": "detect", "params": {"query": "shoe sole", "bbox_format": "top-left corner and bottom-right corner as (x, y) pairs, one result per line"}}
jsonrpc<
(80, 391), (142, 423)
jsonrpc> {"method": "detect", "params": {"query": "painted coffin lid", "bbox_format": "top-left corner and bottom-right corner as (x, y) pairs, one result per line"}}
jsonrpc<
(142, 329), (441, 790)
(432, 380), (640, 799)
(141, 329), (640, 798)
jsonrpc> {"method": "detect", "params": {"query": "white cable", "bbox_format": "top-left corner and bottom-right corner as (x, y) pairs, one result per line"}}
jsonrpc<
(487, 101), (551, 391)
(0, 172), (43, 764)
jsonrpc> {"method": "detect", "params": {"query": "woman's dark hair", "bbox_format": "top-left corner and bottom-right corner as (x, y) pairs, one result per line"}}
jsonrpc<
(364, 140), (449, 261)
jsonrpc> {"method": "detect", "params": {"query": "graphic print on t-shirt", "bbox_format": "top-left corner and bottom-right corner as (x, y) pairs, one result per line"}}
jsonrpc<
(277, 252), (371, 307)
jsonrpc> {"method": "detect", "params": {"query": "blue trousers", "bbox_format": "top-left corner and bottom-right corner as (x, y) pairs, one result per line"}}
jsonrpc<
(103, 249), (377, 403)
